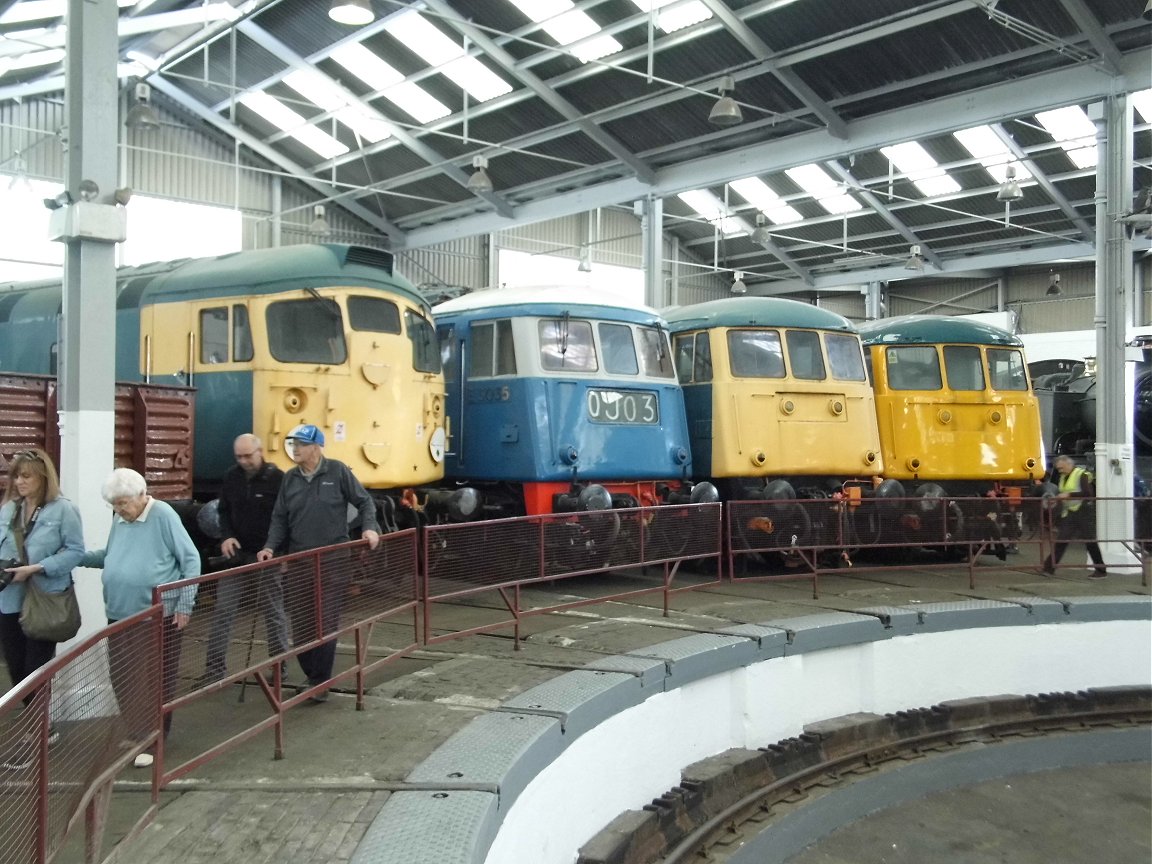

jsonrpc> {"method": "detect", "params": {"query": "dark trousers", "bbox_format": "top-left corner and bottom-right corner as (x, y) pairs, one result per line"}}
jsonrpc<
(204, 567), (289, 678)
(285, 558), (350, 685)
(107, 616), (183, 747)
(0, 611), (57, 706)
(1045, 508), (1105, 571)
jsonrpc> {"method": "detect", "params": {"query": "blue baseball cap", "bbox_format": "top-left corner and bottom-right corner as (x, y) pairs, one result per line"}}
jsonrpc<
(286, 424), (325, 446)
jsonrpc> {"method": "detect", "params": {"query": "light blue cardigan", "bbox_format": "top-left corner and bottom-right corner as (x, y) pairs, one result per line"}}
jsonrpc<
(0, 497), (86, 616)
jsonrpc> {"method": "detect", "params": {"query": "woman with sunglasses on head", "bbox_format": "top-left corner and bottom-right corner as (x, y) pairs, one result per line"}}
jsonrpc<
(0, 449), (85, 703)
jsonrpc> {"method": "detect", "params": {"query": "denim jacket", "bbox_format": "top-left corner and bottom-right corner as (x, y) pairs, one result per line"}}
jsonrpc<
(0, 497), (86, 615)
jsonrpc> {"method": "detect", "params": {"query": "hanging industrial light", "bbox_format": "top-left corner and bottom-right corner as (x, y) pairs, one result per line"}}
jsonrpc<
(329, 0), (373, 25)
(750, 214), (772, 246)
(904, 245), (925, 272)
(997, 164), (1023, 202)
(730, 271), (748, 294)
(309, 204), (331, 236)
(125, 82), (160, 131)
(708, 76), (743, 127)
(1046, 272), (1061, 296)
(467, 155), (493, 193)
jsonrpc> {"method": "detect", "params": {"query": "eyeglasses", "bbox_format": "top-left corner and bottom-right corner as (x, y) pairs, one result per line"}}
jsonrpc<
(12, 450), (43, 462)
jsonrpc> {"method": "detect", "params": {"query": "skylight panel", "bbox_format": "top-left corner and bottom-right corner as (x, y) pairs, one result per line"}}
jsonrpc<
(382, 11), (511, 103)
(440, 57), (513, 102)
(238, 92), (349, 159)
(506, 0), (622, 63)
(382, 81), (451, 124)
(729, 177), (802, 225)
(330, 43), (404, 91)
(784, 164), (862, 215)
(881, 141), (961, 198)
(284, 70), (393, 144)
(1131, 89), (1151, 124)
(678, 190), (748, 236)
(5, 47), (65, 71)
(953, 126), (1033, 183)
(1035, 106), (1097, 169)
(629, 0), (712, 33)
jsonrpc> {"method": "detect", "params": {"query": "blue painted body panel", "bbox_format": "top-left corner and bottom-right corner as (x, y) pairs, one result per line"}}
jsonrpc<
(681, 384), (714, 477)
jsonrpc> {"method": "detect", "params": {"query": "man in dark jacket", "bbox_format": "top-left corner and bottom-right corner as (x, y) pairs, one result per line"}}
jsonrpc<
(257, 424), (380, 701)
(203, 434), (289, 682)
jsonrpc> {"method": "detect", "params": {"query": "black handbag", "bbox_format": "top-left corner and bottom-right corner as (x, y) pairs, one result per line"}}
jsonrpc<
(20, 577), (81, 642)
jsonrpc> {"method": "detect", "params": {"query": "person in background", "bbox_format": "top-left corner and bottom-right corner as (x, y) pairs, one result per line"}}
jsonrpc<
(256, 424), (380, 702)
(0, 449), (84, 720)
(203, 434), (288, 683)
(1042, 454), (1106, 579)
(82, 468), (199, 768)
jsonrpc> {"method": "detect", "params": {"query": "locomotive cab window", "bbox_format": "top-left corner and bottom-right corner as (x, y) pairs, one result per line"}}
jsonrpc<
(267, 298), (347, 364)
(988, 348), (1028, 391)
(406, 310), (441, 374)
(886, 346), (942, 390)
(728, 330), (785, 378)
(825, 333), (867, 381)
(348, 296), (401, 333)
(200, 307), (229, 364)
(540, 318), (597, 372)
(638, 326), (675, 378)
(438, 325), (457, 382)
(786, 330), (826, 380)
(943, 345), (985, 391)
(599, 323), (638, 375)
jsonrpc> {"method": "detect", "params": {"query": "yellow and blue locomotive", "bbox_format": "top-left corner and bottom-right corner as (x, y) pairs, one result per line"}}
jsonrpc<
(432, 286), (712, 518)
(0, 244), (447, 522)
(664, 297), (890, 553)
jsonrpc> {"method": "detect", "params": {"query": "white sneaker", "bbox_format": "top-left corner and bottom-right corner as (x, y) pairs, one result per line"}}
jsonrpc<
(133, 753), (154, 768)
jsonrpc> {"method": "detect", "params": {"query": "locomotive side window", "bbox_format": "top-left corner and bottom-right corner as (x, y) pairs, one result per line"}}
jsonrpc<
(673, 334), (694, 383)
(467, 320), (515, 378)
(825, 333), (867, 381)
(886, 346), (941, 390)
(943, 345), (985, 391)
(728, 330), (785, 378)
(200, 307), (229, 364)
(406, 310), (441, 373)
(438, 325), (457, 383)
(638, 326), (675, 378)
(988, 348), (1028, 391)
(348, 296), (401, 333)
(693, 332), (712, 382)
(233, 305), (253, 362)
(267, 299), (347, 364)
(786, 330), (826, 380)
(540, 318), (597, 371)
(599, 323), (639, 375)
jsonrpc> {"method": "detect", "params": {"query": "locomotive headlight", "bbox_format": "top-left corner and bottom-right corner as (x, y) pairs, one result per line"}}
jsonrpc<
(283, 388), (307, 413)
(425, 393), (443, 420)
(988, 409), (1003, 424)
(672, 446), (689, 466)
(780, 400), (795, 415)
(750, 450), (767, 467)
(937, 409), (952, 424)
(1024, 457), (1037, 471)
(906, 456), (922, 471)
(578, 484), (612, 511)
(864, 450), (877, 465)
(828, 399), (844, 416)
(559, 445), (579, 465)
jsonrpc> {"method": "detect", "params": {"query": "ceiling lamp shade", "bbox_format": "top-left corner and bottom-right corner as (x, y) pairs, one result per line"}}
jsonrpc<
(467, 155), (494, 194)
(730, 271), (748, 294)
(309, 204), (331, 236)
(125, 82), (160, 131)
(329, 0), (374, 25)
(708, 76), (743, 127)
(750, 214), (772, 246)
(904, 244), (925, 272)
(1046, 272), (1061, 296)
(996, 164), (1023, 202)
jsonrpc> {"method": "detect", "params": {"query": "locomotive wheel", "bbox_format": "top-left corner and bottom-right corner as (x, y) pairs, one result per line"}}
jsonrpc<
(546, 512), (621, 575)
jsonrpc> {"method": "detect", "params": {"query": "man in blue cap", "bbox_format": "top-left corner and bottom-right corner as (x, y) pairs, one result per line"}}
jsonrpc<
(257, 424), (380, 701)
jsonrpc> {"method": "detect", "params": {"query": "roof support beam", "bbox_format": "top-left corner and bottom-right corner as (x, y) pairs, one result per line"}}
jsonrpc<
(400, 53), (1150, 248)
(422, 0), (656, 186)
(235, 21), (514, 219)
(1057, 0), (1123, 74)
(147, 75), (404, 242)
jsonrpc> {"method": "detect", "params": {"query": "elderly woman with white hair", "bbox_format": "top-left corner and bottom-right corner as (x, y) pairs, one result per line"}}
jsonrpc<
(82, 468), (199, 767)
